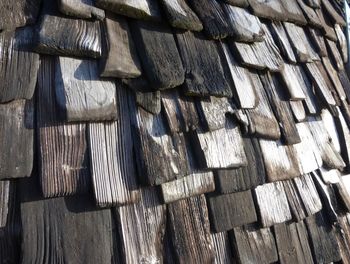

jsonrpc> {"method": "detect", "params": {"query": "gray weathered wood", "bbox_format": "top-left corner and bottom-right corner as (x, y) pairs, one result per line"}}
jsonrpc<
(176, 31), (232, 97)
(160, 0), (203, 31)
(95, 0), (161, 20)
(0, 100), (33, 180)
(319, 167), (341, 184)
(283, 180), (307, 221)
(0, 0), (41, 30)
(192, 118), (247, 169)
(309, 28), (328, 57)
(136, 91), (161, 115)
(130, 21), (185, 90)
(214, 137), (266, 193)
(88, 85), (140, 208)
(326, 39), (344, 71)
(161, 172), (215, 203)
(100, 15), (142, 78)
(290, 100), (307, 122)
(336, 214), (350, 263)
(315, 7), (337, 41)
(321, 0), (346, 26)
(335, 174), (350, 211)
(335, 24), (348, 63)
(244, 72), (281, 139)
(291, 222), (314, 264)
(221, 43), (257, 109)
(115, 187), (166, 264)
(337, 107), (350, 168)
(247, 0), (286, 20)
(296, 0), (323, 28)
(280, 0), (307, 24)
(304, 0), (320, 8)
(208, 190), (257, 232)
(130, 99), (189, 185)
(222, 0), (248, 7)
(0, 181), (10, 228)
(321, 109), (341, 153)
(305, 213), (342, 263)
(211, 232), (234, 264)
(161, 90), (199, 133)
(59, 0), (105, 19)
(280, 63), (306, 100)
(232, 24), (284, 71)
(322, 57), (346, 101)
(230, 226), (278, 263)
(339, 70), (350, 104)
(284, 22), (320, 62)
(168, 195), (215, 264)
(20, 176), (114, 264)
(35, 15), (102, 58)
(37, 57), (90, 197)
(274, 223), (299, 264)
(55, 57), (117, 122)
(254, 182), (292, 227)
(0, 28), (39, 102)
(222, 5), (264, 42)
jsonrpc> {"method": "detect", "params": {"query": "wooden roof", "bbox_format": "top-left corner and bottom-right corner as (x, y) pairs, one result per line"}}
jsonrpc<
(1, 0), (350, 263)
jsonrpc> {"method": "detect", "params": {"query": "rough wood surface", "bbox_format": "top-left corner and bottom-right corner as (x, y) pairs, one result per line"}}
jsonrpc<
(221, 43), (257, 109)
(208, 190), (257, 232)
(321, 109), (341, 153)
(290, 100), (307, 122)
(161, 89), (199, 133)
(0, 100), (33, 180)
(37, 57), (90, 197)
(214, 137), (266, 193)
(96, 0), (161, 20)
(88, 85), (140, 208)
(188, 0), (232, 39)
(136, 91), (161, 115)
(130, 21), (184, 90)
(160, 0), (203, 31)
(338, 70), (350, 104)
(335, 24), (348, 63)
(308, 28), (327, 57)
(115, 187), (166, 264)
(283, 180), (307, 221)
(35, 15), (102, 58)
(335, 175), (350, 211)
(306, 213), (342, 263)
(20, 176), (114, 264)
(326, 39), (344, 70)
(244, 72), (281, 139)
(222, 5), (264, 42)
(274, 223), (299, 264)
(284, 22), (319, 62)
(321, 0), (346, 26)
(168, 195), (214, 264)
(247, 0), (286, 20)
(192, 118), (247, 169)
(336, 214), (350, 263)
(161, 171), (214, 203)
(176, 31), (232, 97)
(222, 0), (248, 7)
(291, 221), (314, 264)
(280, 63), (306, 100)
(315, 7), (337, 41)
(230, 226), (278, 263)
(232, 24), (283, 71)
(296, 0), (323, 28)
(322, 57), (346, 101)
(254, 182), (292, 227)
(0, 0), (41, 30)
(0, 181), (10, 228)
(55, 57), (117, 122)
(0, 28), (39, 102)
(100, 15), (142, 78)
(59, 0), (105, 19)
(130, 99), (189, 185)
(280, 0), (307, 24)
(211, 232), (234, 264)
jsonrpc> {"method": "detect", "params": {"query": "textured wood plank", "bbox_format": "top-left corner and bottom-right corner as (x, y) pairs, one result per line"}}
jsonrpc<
(55, 57), (117, 122)
(35, 15), (102, 58)
(326, 38), (344, 71)
(296, 0), (323, 28)
(88, 85), (140, 208)
(0, 100), (33, 180)
(196, 96), (234, 131)
(306, 213), (342, 263)
(211, 232), (234, 264)
(319, 167), (341, 184)
(305, 62), (337, 106)
(0, 181), (10, 228)
(337, 107), (350, 168)
(100, 15), (142, 78)
(161, 90), (199, 133)
(168, 195), (214, 264)
(259, 139), (300, 182)
(283, 180), (307, 221)
(338, 70), (350, 104)
(254, 182), (292, 227)
(322, 57), (346, 101)
(116, 187), (166, 264)
(222, 5), (264, 42)
(230, 226), (278, 264)
(130, 21), (184, 90)
(321, 109), (341, 153)
(160, 0), (203, 31)
(0, 28), (39, 103)
(335, 175), (350, 211)
(161, 171), (214, 203)
(37, 57), (90, 197)
(244, 72), (281, 139)
(192, 118), (247, 169)
(188, 0), (232, 39)
(336, 214), (350, 263)
(308, 27), (328, 57)
(284, 22), (319, 62)
(0, 0), (41, 30)
(20, 176), (114, 264)
(130, 99), (189, 185)
(232, 24), (283, 71)
(291, 221), (314, 264)
(260, 72), (301, 144)
(290, 100), (307, 122)
(280, 63), (306, 100)
(315, 7), (337, 41)
(208, 190), (257, 232)
(59, 0), (105, 19)
(280, 0), (307, 24)
(176, 31), (232, 97)
(335, 24), (348, 63)
(221, 43), (257, 109)
(214, 137), (266, 193)
(136, 91), (161, 115)
(270, 21), (297, 63)
(274, 223), (299, 264)
(96, 0), (161, 20)
(321, 0), (346, 26)
(247, 0), (285, 20)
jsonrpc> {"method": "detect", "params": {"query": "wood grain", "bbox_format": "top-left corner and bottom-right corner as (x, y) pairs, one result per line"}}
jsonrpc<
(335, 24), (348, 63)
(296, 0), (323, 28)
(247, 0), (286, 20)
(0, 181), (10, 228)
(280, 0), (307, 24)
(279, 63), (306, 100)
(136, 91), (161, 115)
(211, 232), (234, 264)
(59, 0), (105, 19)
